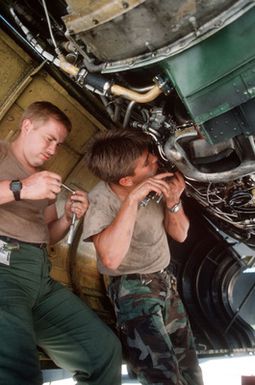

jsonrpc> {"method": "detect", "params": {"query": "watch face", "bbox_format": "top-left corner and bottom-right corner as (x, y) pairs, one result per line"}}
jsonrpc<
(10, 180), (22, 192)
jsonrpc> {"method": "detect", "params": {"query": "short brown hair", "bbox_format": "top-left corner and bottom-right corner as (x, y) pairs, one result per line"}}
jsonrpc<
(84, 129), (151, 183)
(21, 101), (72, 132)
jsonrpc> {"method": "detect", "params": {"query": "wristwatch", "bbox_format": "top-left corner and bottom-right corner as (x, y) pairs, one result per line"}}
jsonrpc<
(9, 179), (23, 201)
(167, 200), (182, 213)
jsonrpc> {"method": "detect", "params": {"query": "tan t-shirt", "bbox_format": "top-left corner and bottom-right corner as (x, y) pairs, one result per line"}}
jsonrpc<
(0, 141), (50, 243)
(83, 181), (171, 276)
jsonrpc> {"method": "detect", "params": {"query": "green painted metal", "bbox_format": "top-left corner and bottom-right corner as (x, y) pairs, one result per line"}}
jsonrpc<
(162, 6), (255, 125)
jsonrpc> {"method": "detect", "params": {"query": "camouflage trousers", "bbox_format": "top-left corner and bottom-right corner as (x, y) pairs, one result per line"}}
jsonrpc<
(107, 270), (204, 385)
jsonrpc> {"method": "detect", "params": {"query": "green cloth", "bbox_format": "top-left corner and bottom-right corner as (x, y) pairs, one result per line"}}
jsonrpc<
(0, 242), (122, 385)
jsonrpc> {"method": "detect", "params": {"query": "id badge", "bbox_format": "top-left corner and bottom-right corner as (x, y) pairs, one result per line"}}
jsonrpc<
(0, 240), (11, 266)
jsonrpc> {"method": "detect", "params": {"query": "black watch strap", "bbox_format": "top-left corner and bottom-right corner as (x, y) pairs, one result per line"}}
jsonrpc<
(9, 180), (23, 201)
(13, 189), (21, 201)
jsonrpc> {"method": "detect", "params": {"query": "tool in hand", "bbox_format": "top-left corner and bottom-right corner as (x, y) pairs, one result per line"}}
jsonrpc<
(61, 183), (75, 194)
(67, 212), (77, 245)
(61, 183), (77, 245)
(139, 192), (163, 207)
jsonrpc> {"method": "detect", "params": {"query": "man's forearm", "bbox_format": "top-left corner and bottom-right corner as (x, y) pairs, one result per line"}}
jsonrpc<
(48, 215), (72, 245)
(164, 206), (190, 242)
(93, 197), (138, 270)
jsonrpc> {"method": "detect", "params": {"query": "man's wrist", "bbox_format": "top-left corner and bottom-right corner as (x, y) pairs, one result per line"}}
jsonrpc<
(9, 179), (23, 201)
(126, 194), (140, 208)
(167, 200), (182, 213)
(62, 213), (73, 227)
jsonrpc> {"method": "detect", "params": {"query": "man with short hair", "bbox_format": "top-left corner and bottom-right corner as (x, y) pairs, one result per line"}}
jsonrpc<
(83, 128), (204, 385)
(0, 101), (122, 385)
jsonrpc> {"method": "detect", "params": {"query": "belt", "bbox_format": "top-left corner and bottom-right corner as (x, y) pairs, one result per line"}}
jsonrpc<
(110, 268), (170, 281)
(109, 269), (177, 291)
(0, 236), (47, 249)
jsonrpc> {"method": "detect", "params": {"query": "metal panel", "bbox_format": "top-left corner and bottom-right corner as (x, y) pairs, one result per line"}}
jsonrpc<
(64, 0), (238, 61)
(63, 0), (146, 33)
(162, 6), (255, 125)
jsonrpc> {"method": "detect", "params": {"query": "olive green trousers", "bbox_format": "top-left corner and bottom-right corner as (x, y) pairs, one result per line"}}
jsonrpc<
(0, 243), (122, 385)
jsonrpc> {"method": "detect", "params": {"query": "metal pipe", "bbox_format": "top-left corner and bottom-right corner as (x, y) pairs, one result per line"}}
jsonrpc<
(129, 85), (154, 93)
(9, 7), (162, 102)
(99, 95), (115, 121)
(41, 0), (60, 55)
(164, 134), (255, 183)
(123, 100), (136, 128)
(9, 7), (59, 65)
(9, 7), (79, 77)
(110, 83), (162, 103)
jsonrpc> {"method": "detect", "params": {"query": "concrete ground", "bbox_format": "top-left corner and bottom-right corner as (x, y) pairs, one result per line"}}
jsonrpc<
(43, 356), (255, 385)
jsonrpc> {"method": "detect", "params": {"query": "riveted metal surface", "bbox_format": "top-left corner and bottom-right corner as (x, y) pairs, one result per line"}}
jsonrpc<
(64, 0), (239, 61)
(63, 0), (146, 33)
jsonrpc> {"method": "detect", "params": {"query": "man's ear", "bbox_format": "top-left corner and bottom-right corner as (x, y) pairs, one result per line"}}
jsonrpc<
(21, 118), (32, 134)
(119, 176), (133, 187)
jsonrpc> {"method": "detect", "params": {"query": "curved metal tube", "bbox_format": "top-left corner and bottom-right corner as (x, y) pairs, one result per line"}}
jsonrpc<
(123, 100), (136, 128)
(99, 95), (115, 121)
(9, 7), (163, 102)
(110, 84), (162, 103)
(164, 134), (255, 183)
